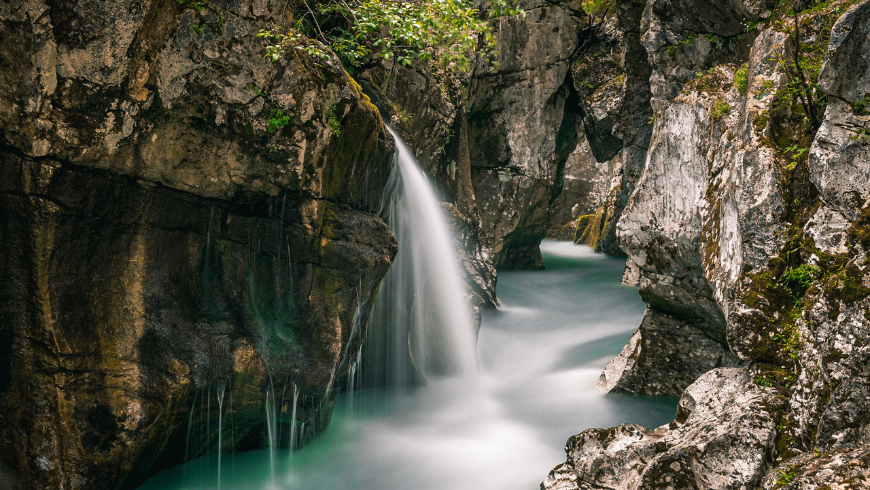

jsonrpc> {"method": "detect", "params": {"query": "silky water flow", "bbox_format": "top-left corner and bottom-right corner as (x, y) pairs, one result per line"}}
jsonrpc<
(140, 131), (679, 490)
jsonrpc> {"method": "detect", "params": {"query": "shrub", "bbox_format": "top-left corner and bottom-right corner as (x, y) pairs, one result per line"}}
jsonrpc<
(734, 63), (749, 94)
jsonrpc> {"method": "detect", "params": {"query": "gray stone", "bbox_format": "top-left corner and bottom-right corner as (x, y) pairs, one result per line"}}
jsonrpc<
(543, 368), (784, 490)
(599, 308), (741, 397)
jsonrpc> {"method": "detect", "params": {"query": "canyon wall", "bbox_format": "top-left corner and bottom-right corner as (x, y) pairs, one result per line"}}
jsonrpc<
(0, 0), (396, 487)
(544, 0), (870, 488)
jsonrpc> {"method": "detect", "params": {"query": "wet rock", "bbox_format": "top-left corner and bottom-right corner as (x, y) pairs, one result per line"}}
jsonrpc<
(548, 12), (625, 247)
(0, 0), (397, 487)
(599, 308), (741, 397)
(354, 61), (498, 310)
(543, 368), (784, 490)
(641, 0), (760, 110)
(559, 2), (870, 489)
(618, 92), (727, 343)
(547, 134), (621, 242)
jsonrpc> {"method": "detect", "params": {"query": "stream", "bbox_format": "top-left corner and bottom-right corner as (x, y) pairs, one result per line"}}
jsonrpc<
(141, 240), (678, 490)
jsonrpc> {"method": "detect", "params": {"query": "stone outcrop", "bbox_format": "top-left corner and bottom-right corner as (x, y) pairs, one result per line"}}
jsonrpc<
(0, 0), (397, 488)
(544, 368), (785, 490)
(547, 134), (620, 241)
(598, 308), (739, 397)
(548, 13), (625, 246)
(466, 0), (586, 270)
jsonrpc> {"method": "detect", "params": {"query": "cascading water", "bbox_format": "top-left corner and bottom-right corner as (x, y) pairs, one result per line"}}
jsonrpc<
(142, 136), (680, 490)
(362, 128), (477, 389)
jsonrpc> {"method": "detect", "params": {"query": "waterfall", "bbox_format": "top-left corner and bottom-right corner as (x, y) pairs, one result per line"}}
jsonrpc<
(363, 128), (477, 389)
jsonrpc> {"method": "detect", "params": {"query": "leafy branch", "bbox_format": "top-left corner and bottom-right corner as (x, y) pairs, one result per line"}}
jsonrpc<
(771, 2), (827, 129)
(257, 0), (523, 73)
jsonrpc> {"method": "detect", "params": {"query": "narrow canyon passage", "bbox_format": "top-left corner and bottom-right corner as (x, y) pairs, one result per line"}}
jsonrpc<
(140, 241), (677, 490)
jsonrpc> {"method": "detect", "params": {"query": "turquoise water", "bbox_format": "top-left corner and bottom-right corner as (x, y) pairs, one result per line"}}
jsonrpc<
(140, 241), (678, 490)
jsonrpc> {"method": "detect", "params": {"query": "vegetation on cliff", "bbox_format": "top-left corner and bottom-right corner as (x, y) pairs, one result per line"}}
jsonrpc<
(255, 0), (523, 73)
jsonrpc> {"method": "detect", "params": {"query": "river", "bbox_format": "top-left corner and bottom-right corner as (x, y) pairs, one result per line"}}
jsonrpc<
(141, 240), (677, 490)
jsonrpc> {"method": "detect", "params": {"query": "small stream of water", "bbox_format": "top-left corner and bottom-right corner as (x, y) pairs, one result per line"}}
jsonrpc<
(141, 241), (678, 490)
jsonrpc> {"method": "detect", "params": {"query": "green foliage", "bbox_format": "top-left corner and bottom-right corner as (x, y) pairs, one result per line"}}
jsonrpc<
(853, 94), (870, 115)
(849, 127), (870, 145)
(259, 0), (523, 73)
(711, 99), (731, 121)
(774, 320), (802, 360)
(754, 375), (774, 387)
(257, 25), (331, 63)
(581, 0), (614, 16)
(267, 109), (291, 133)
(667, 34), (696, 54)
(767, 2), (843, 130)
(328, 0), (521, 72)
(783, 144), (809, 170)
(734, 63), (749, 94)
(191, 24), (204, 35)
(781, 264), (819, 289)
(249, 84), (268, 97)
(327, 104), (341, 136)
(776, 466), (797, 486)
(703, 33), (720, 43)
(745, 20), (759, 32)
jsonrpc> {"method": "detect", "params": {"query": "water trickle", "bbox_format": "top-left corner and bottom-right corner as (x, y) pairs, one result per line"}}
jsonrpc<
(141, 131), (679, 490)
(183, 390), (198, 483)
(216, 379), (227, 489)
(264, 375), (278, 485)
(345, 346), (363, 418)
(364, 128), (477, 389)
(289, 382), (300, 462)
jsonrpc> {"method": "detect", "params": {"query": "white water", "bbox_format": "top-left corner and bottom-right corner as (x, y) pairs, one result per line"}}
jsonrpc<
(141, 242), (678, 490)
(363, 128), (477, 387)
(141, 132), (678, 489)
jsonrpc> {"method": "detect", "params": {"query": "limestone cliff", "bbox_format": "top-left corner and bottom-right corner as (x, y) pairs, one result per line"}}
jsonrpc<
(0, 0), (396, 488)
(544, 0), (870, 488)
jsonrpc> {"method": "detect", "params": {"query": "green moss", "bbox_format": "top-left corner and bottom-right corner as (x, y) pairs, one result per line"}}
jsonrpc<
(612, 74), (625, 87)
(711, 99), (731, 121)
(327, 104), (341, 136)
(775, 465), (797, 487)
(847, 205), (870, 250)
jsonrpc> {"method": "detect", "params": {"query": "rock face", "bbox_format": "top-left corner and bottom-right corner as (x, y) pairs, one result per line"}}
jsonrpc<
(356, 1), (636, 274)
(546, 0), (870, 488)
(598, 308), (740, 397)
(547, 134), (620, 241)
(0, 0), (396, 488)
(544, 368), (785, 490)
(466, 0), (586, 270)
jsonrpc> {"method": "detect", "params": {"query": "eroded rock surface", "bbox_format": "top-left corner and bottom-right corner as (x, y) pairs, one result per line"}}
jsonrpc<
(547, 1), (870, 489)
(544, 368), (784, 490)
(0, 0), (396, 488)
(598, 308), (740, 397)
(466, 0), (589, 270)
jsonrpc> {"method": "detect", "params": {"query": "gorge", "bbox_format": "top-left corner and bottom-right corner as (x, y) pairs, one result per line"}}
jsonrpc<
(1, 0), (870, 488)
